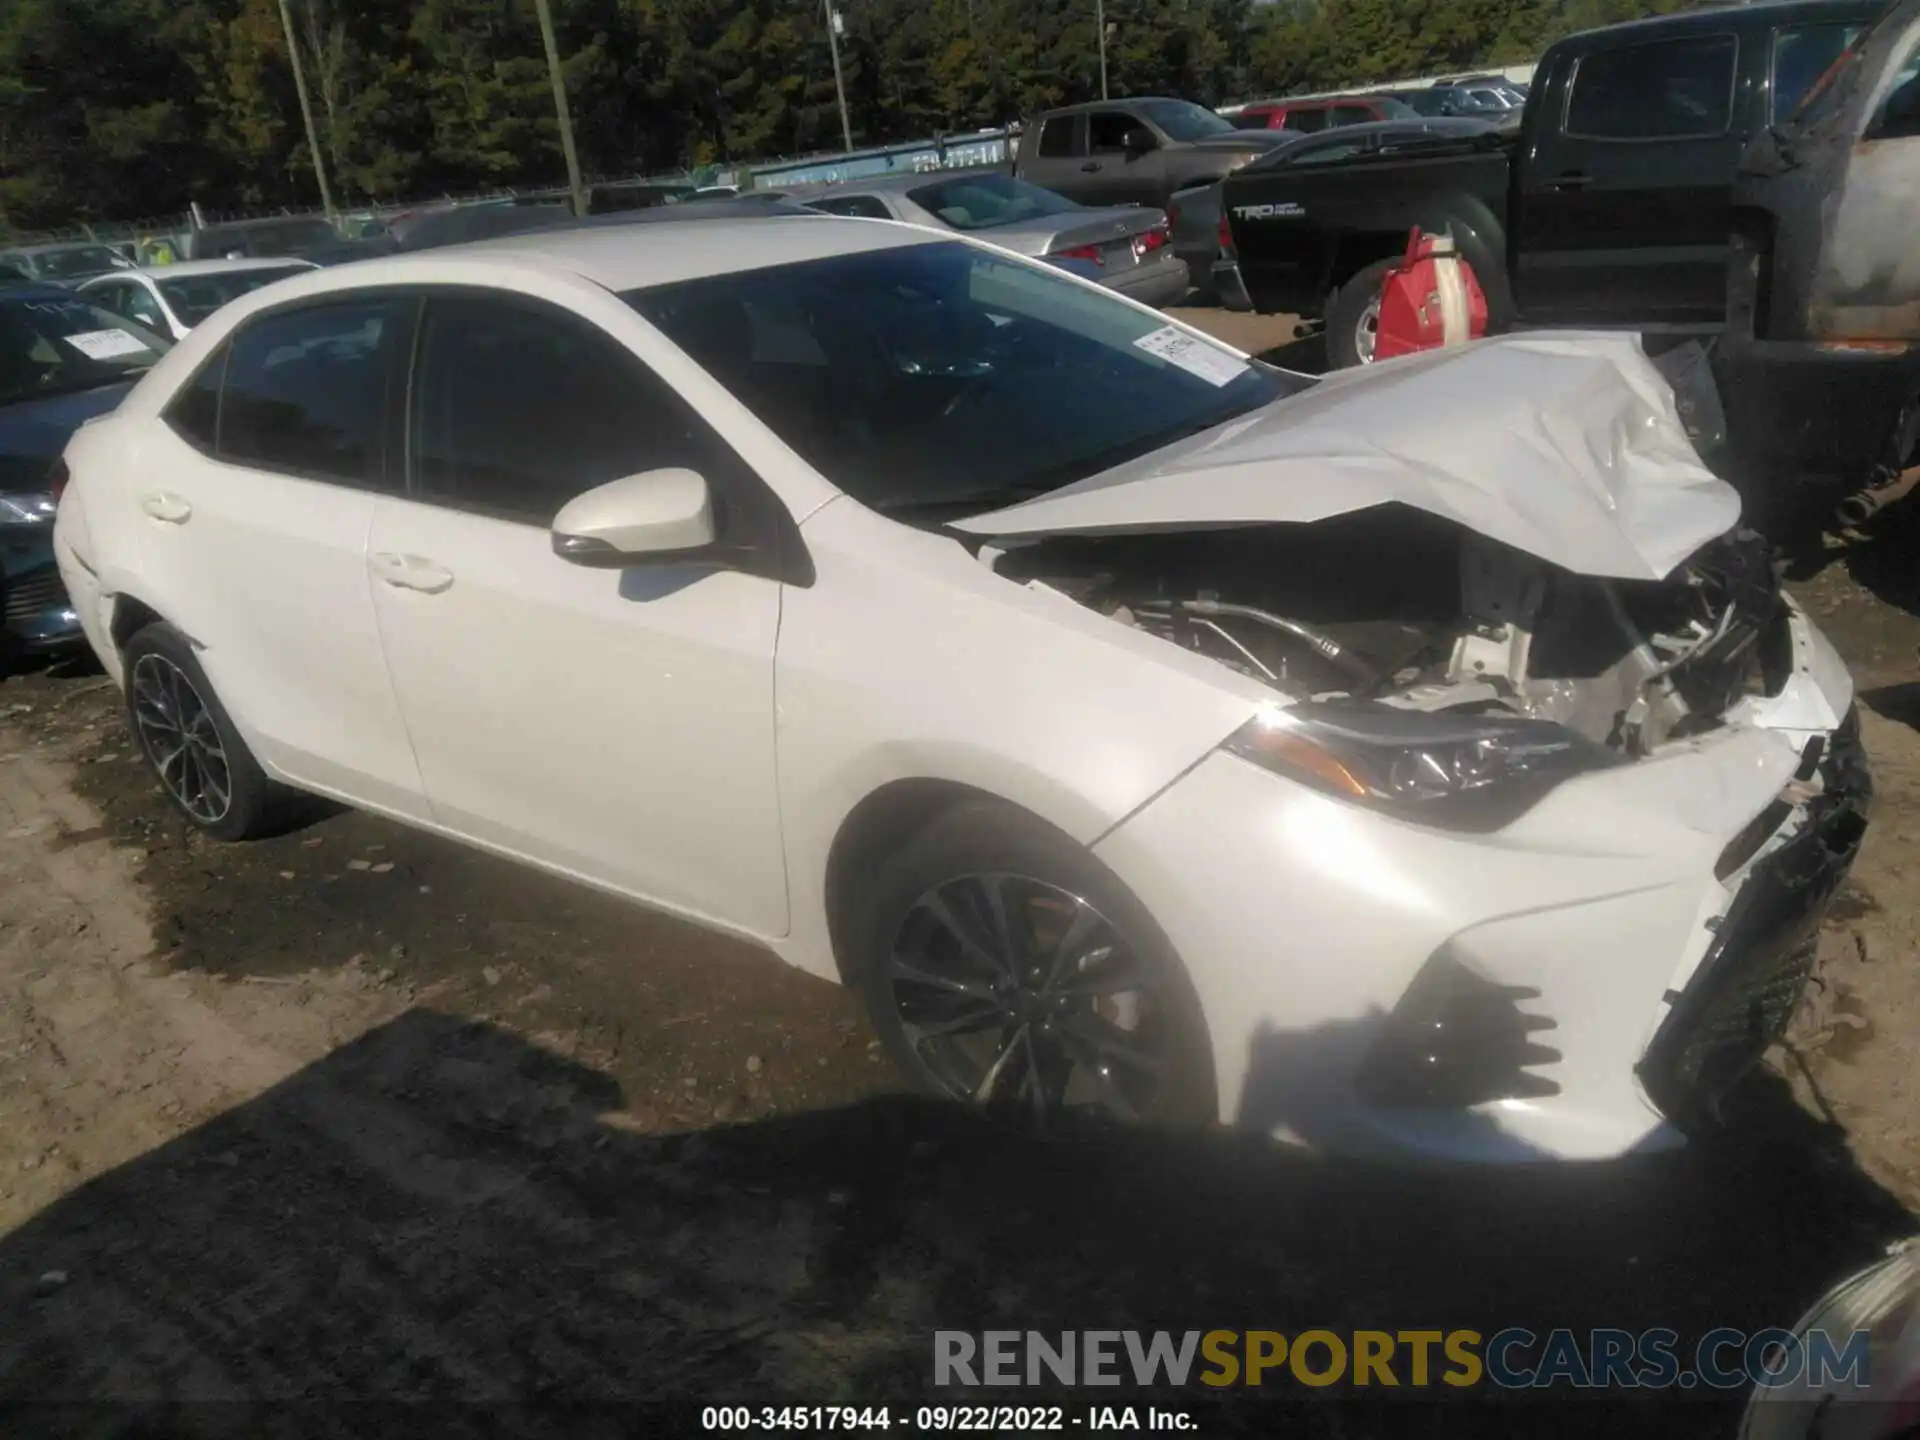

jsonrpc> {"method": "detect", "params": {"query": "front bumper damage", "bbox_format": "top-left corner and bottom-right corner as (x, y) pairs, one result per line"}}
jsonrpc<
(1092, 595), (1865, 1161)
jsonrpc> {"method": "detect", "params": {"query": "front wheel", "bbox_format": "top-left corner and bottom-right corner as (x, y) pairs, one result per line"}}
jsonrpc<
(856, 800), (1217, 1131)
(1325, 258), (1395, 369)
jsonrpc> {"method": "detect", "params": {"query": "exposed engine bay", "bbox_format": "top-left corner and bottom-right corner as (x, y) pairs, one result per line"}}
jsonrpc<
(991, 506), (1789, 756)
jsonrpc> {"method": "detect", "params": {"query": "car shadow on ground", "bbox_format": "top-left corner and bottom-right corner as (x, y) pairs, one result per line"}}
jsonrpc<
(0, 1009), (1910, 1437)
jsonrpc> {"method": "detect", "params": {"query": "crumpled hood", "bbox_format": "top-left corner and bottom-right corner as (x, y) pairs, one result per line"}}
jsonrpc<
(954, 332), (1741, 582)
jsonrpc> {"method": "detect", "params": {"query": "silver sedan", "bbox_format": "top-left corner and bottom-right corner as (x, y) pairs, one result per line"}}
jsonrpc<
(795, 170), (1190, 307)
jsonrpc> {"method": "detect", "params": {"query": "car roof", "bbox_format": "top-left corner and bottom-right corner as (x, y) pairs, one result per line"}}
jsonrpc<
(216, 214), (937, 297)
(1557, 0), (1880, 47)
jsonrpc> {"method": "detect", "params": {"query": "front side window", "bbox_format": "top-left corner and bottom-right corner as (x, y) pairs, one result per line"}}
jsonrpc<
(0, 293), (168, 407)
(34, 246), (126, 280)
(1089, 111), (1156, 153)
(628, 241), (1300, 520)
(410, 295), (720, 526)
(1282, 108), (1328, 133)
(218, 296), (404, 487)
(1036, 116), (1080, 158)
(1772, 23), (1866, 121)
(158, 265), (310, 328)
(1330, 104), (1376, 127)
(1565, 35), (1737, 140)
(907, 174), (1078, 231)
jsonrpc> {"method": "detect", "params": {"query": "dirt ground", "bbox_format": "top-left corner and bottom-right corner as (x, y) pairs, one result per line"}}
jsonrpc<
(1, 312), (1917, 1435)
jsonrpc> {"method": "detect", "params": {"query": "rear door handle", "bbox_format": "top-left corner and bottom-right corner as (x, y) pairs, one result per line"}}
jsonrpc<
(370, 551), (454, 594)
(139, 492), (191, 524)
(1081, 161), (1103, 172)
(1546, 172), (1593, 191)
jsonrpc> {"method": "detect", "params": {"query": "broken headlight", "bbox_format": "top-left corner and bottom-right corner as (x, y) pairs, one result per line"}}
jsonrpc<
(1224, 700), (1620, 830)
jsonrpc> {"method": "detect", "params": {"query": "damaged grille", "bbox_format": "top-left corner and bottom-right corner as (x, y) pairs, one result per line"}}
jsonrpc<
(3, 566), (65, 627)
(1639, 711), (1871, 1125)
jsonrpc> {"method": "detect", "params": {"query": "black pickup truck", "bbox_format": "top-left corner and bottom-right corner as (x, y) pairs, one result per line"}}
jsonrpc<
(1222, 0), (1886, 367)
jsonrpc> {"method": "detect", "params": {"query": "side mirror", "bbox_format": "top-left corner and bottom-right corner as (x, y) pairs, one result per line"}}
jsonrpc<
(551, 468), (716, 566)
(1123, 128), (1157, 156)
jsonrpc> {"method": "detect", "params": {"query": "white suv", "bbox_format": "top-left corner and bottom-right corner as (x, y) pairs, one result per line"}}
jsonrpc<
(52, 217), (1867, 1158)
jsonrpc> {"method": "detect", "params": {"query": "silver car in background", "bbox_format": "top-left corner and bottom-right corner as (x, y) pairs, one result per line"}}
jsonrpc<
(796, 170), (1190, 307)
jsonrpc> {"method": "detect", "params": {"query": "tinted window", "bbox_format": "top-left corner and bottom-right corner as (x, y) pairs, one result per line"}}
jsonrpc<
(165, 344), (226, 451)
(1089, 111), (1155, 153)
(1282, 108), (1328, 133)
(1330, 104), (1376, 126)
(1774, 24), (1867, 121)
(1231, 112), (1274, 130)
(1566, 35), (1737, 140)
(810, 195), (893, 220)
(218, 297), (403, 486)
(1037, 117), (1079, 158)
(627, 242), (1298, 519)
(907, 174), (1078, 230)
(411, 296), (717, 526)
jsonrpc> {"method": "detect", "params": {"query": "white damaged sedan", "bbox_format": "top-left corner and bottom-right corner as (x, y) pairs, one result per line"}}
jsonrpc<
(51, 217), (1867, 1160)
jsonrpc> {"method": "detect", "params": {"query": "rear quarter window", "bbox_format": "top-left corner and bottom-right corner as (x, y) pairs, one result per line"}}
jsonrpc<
(1565, 33), (1738, 140)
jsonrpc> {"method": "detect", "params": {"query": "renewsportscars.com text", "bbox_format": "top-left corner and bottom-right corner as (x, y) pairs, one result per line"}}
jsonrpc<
(934, 1328), (1873, 1391)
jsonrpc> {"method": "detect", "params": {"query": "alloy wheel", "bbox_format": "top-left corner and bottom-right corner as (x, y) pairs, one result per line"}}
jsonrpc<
(130, 654), (232, 825)
(881, 873), (1174, 1129)
(1355, 294), (1381, 364)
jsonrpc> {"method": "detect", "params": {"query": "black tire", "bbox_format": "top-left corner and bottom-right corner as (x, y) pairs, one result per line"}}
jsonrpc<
(1325, 257), (1396, 370)
(855, 799), (1217, 1130)
(121, 622), (282, 841)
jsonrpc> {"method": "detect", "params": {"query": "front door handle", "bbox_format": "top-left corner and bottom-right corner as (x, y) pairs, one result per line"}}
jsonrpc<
(139, 492), (191, 524)
(1546, 172), (1594, 191)
(1080, 161), (1103, 172)
(370, 551), (454, 594)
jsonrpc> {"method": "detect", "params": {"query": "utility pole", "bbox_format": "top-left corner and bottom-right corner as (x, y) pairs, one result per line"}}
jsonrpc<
(823, 0), (854, 152)
(276, 0), (335, 219)
(533, 0), (588, 217)
(1096, 0), (1109, 101)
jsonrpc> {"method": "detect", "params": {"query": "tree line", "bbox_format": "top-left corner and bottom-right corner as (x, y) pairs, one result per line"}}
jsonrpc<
(0, 0), (1694, 232)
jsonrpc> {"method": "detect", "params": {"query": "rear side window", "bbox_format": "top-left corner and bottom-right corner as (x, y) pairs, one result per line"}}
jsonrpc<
(1773, 24), (1867, 121)
(1282, 108), (1328, 133)
(1230, 112), (1272, 130)
(1330, 104), (1376, 126)
(217, 296), (406, 487)
(1037, 117), (1079, 158)
(1566, 35), (1737, 140)
(410, 295), (723, 526)
(164, 344), (226, 451)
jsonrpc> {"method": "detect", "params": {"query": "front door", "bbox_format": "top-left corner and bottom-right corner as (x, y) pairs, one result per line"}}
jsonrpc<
(1084, 110), (1167, 207)
(1513, 32), (1748, 327)
(365, 291), (788, 936)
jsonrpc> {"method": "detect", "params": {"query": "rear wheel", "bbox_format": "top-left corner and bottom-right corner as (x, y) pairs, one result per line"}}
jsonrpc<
(1325, 258), (1395, 369)
(856, 800), (1217, 1132)
(122, 623), (282, 841)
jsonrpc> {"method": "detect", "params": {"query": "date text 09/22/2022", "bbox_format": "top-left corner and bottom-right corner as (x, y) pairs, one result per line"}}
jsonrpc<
(701, 1406), (1195, 1432)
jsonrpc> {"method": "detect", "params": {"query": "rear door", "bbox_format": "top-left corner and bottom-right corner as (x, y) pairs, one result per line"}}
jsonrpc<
(135, 294), (429, 819)
(1017, 114), (1090, 199)
(1512, 30), (1746, 327)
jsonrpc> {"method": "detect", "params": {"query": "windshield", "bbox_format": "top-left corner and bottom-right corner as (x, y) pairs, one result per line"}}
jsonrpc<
(158, 265), (310, 327)
(907, 174), (1079, 230)
(626, 240), (1296, 516)
(0, 294), (169, 406)
(1135, 99), (1236, 141)
(35, 246), (126, 279)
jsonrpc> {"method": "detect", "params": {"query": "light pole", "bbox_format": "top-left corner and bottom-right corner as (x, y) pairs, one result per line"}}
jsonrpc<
(533, 0), (588, 218)
(1096, 0), (1109, 101)
(275, 0), (335, 218)
(824, 0), (854, 152)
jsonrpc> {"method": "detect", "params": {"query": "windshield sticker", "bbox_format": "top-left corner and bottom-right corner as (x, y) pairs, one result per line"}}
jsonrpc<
(63, 329), (152, 361)
(1132, 325), (1246, 387)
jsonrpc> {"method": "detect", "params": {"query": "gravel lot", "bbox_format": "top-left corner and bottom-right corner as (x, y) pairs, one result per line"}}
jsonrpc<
(0, 312), (1915, 1435)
